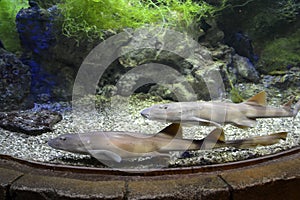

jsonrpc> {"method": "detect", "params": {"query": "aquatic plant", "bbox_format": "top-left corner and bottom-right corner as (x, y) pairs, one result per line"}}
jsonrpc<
(274, 0), (300, 22)
(0, 0), (28, 52)
(58, 0), (226, 41)
(259, 30), (300, 73)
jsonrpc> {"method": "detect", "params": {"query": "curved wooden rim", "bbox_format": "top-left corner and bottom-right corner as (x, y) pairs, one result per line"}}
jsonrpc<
(1, 146), (299, 176)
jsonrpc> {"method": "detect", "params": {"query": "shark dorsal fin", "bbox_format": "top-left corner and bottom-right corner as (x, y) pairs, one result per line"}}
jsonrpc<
(206, 128), (225, 142)
(244, 91), (267, 106)
(158, 123), (182, 138)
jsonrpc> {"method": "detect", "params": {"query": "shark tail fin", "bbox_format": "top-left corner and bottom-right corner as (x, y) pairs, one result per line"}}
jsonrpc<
(293, 99), (300, 118)
(225, 132), (288, 149)
(282, 96), (295, 108)
(282, 96), (299, 118)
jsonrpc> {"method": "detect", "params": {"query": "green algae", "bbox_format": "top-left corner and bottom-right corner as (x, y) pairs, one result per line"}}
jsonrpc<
(259, 30), (300, 73)
(0, 0), (28, 52)
(57, 0), (225, 41)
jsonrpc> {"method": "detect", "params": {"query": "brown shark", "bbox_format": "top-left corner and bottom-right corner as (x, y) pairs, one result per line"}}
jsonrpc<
(141, 91), (300, 128)
(48, 123), (287, 162)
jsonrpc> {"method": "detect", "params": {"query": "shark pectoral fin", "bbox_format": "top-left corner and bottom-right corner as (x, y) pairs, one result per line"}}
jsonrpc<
(89, 150), (122, 162)
(244, 91), (267, 106)
(158, 123), (183, 138)
(200, 128), (226, 150)
(293, 100), (300, 117)
(206, 128), (225, 142)
(232, 117), (257, 128)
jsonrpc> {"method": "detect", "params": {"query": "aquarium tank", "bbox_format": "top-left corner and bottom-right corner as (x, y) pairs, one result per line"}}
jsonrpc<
(0, 0), (299, 173)
(0, 0), (299, 199)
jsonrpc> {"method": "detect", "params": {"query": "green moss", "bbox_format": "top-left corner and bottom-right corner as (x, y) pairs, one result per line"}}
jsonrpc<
(58, 0), (225, 41)
(259, 30), (300, 73)
(0, 0), (28, 52)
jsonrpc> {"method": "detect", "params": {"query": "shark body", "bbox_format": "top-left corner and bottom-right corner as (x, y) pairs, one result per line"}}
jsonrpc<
(48, 123), (287, 162)
(141, 91), (300, 128)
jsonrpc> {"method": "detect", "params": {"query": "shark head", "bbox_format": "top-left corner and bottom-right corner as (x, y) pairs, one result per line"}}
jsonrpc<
(141, 102), (196, 123)
(48, 134), (87, 154)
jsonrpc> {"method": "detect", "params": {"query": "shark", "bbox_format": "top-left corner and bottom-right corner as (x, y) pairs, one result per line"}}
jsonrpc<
(141, 91), (300, 128)
(48, 123), (287, 162)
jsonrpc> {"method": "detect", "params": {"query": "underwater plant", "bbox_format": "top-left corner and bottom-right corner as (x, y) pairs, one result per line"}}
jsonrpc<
(259, 30), (300, 73)
(57, 0), (227, 41)
(274, 0), (300, 22)
(0, 0), (28, 52)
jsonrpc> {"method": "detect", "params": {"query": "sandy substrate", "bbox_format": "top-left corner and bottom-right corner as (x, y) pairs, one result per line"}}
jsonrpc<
(0, 94), (299, 169)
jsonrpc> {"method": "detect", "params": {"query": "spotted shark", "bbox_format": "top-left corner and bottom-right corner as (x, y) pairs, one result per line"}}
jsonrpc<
(48, 123), (287, 162)
(141, 91), (300, 128)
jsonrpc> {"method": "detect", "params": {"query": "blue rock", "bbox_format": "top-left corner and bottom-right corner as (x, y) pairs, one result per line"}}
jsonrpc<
(0, 48), (32, 111)
(16, 5), (58, 102)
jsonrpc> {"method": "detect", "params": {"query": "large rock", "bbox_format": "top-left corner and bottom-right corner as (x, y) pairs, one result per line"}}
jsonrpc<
(233, 54), (260, 83)
(0, 109), (62, 135)
(16, 4), (103, 102)
(116, 27), (222, 101)
(16, 5), (58, 102)
(0, 48), (32, 111)
(226, 32), (257, 63)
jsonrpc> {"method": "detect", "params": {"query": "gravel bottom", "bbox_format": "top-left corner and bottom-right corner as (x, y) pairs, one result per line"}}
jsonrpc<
(0, 94), (299, 170)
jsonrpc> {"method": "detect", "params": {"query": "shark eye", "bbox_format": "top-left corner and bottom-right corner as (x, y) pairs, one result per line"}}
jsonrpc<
(159, 105), (168, 110)
(60, 136), (66, 141)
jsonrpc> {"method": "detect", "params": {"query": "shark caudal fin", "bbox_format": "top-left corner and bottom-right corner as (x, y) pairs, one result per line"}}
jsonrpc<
(293, 99), (300, 117)
(158, 123), (183, 138)
(282, 96), (295, 108)
(243, 91), (267, 106)
(225, 131), (288, 149)
(282, 96), (300, 118)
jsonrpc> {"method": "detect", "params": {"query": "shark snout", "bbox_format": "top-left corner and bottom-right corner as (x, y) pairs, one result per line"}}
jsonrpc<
(47, 138), (58, 149)
(140, 108), (150, 119)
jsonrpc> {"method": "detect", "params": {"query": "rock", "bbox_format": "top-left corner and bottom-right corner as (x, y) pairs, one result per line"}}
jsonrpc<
(233, 54), (260, 83)
(199, 19), (224, 47)
(16, 5), (58, 102)
(118, 27), (213, 71)
(0, 110), (62, 135)
(16, 6), (57, 55)
(15, 5), (77, 102)
(226, 32), (257, 62)
(193, 62), (228, 100)
(0, 48), (32, 111)
(116, 27), (225, 101)
(210, 44), (233, 60)
(16, 5), (103, 102)
(262, 67), (300, 90)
